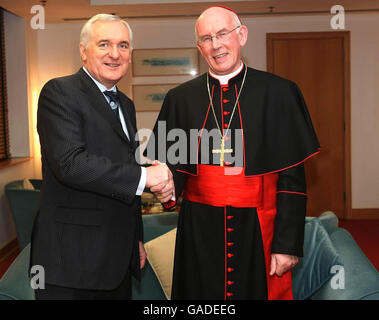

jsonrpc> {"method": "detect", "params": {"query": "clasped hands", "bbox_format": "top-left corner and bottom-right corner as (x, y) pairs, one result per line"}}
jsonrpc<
(145, 161), (174, 203)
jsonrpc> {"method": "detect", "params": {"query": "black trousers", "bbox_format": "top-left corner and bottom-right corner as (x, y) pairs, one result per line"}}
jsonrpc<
(34, 270), (132, 300)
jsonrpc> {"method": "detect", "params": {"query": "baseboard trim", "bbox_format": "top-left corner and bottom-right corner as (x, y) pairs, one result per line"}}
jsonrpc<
(0, 238), (19, 264)
(351, 208), (379, 219)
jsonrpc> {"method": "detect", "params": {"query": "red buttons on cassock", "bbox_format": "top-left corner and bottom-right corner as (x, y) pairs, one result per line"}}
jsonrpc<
(227, 267), (234, 272)
(223, 99), (230, 103)
(227, 215), (233, 219)
(226, 292), (234, 297)
(223, 111), (230, 116)
(224, 136), (230, 141)
(227, 242), (234, 247)
(227, 281), (234, 285)
(227, 228), (234, 232)
(223, 87), (228, 92)
(224, 124), (228, 128)
(227, 253), (234, 258)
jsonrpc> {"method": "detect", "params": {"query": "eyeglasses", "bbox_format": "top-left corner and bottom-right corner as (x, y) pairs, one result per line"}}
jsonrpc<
(197, 25), (241, 47)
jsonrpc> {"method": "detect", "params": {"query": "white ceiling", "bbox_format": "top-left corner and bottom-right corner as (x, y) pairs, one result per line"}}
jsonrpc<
(0, 0), (378, 23)
(91, 0), (258, 4)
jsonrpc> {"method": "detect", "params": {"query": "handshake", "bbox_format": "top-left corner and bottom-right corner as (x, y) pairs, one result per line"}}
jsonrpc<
(145, 161), (174, 203)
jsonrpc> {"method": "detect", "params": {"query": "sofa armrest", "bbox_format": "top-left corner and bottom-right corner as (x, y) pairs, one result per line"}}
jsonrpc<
(318, 211), (340, 234)
(311, 228), (379, 300)
(0, 244), (34, 300)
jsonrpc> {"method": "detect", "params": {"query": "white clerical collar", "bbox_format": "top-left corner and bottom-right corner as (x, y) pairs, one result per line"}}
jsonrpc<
(82, 66), (117, 93)
(209, 62), (244, 85)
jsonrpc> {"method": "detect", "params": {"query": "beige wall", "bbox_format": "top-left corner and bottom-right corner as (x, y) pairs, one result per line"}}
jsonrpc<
(1, 12), (378, 248)
(34, 13), (379, 209)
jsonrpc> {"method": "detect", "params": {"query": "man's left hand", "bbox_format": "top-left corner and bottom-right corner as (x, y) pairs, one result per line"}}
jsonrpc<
(269, 253), (299, 277)
(139, 241), (147, 269)
(150, 178), (174, 203)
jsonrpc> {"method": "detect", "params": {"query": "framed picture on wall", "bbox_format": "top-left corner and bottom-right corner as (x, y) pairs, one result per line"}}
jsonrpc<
(132, 48), (199, 76)
(132, 83), (178, 112)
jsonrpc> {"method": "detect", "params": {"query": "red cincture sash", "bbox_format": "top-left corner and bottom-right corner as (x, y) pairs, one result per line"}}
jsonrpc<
(183, 164), (293, 300)
(184, 164), (263, 208)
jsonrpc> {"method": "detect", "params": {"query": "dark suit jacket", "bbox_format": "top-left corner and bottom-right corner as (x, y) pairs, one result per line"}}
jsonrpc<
(30, 68), (143, 290)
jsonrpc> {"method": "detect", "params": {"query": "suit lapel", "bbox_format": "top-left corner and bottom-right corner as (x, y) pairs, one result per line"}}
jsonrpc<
(77, 69), (131, 145)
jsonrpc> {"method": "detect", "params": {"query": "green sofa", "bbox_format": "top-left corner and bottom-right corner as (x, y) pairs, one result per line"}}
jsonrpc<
(0, 209), (378, 300)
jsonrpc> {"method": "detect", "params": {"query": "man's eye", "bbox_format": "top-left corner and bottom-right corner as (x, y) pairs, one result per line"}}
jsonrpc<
(99, 43), (108, 48)
(217, 32), (228, 38)
(202, 36), (212, 43)
(120, 43), (129, 49)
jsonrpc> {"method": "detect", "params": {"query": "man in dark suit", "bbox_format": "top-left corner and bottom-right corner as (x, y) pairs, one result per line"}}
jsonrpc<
(30, 14), (173, 300)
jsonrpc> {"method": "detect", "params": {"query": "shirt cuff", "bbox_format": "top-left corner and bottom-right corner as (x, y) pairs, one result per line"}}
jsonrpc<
(136, 167), (146, 196)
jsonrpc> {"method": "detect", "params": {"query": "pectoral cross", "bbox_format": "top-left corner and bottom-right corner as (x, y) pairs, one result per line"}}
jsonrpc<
(212, 137), (233, 167)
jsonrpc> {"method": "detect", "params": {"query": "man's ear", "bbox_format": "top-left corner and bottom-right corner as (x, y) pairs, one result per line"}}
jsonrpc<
(196, 43), (205, 59)
(238, 25), (248, 47)
(79, 43), (87, 62)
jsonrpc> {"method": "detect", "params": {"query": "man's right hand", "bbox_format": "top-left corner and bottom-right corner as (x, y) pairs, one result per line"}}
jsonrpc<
(145, 163), (172, 188)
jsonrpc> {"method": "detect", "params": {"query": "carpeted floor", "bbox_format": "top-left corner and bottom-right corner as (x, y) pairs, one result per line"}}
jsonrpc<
(339, 219), (379, 271)
(0, 250), (20, 279)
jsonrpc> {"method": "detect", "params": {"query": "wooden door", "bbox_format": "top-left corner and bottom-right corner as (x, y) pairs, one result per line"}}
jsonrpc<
(267, 32), (351, 219)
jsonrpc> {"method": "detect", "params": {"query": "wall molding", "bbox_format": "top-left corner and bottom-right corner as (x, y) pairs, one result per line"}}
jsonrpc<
(351, 208), (379, 220)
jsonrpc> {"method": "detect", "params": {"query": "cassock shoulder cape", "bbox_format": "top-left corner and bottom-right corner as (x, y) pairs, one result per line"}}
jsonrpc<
(148, 66), (319, 178)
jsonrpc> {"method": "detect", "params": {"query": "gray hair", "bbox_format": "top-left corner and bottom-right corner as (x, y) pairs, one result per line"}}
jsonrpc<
(195, 7), (241, 41)
(80, 14), (133, 49)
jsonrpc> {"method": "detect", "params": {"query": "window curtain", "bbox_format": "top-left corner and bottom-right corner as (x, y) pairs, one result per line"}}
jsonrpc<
(0, 7), (10, 160)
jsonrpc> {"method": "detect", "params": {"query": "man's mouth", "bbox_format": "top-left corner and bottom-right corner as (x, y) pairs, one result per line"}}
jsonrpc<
(214, 53), (228, 60)
(104, 63), (120, 67)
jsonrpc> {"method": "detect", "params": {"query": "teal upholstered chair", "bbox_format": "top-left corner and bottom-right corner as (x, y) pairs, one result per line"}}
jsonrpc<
(4, 179), (41, 250)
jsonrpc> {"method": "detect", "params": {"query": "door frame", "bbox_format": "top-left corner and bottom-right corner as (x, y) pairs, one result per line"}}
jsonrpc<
(266, 31), (351, 219)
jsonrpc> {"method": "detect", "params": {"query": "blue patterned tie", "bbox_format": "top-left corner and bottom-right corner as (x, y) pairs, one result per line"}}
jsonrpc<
(103, 90), (120, 120)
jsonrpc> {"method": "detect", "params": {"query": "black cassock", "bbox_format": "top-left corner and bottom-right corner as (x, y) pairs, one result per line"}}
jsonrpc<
(147, 65), (319, 300)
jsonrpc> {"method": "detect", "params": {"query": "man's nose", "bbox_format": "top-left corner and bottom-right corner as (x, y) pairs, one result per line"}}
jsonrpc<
(108, 45), (120, 58)
(211, 36), (222, 50)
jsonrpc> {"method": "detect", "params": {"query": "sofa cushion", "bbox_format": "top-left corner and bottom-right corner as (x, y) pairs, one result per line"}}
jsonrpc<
(132, 223), (176, 300)
(292, 218), (342, 300)
(144, 228), (177, 300)
(22, 179), (35, 190)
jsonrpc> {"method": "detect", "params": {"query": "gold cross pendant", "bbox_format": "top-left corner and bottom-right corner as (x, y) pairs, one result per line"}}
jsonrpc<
(212, 137), (233, 167)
